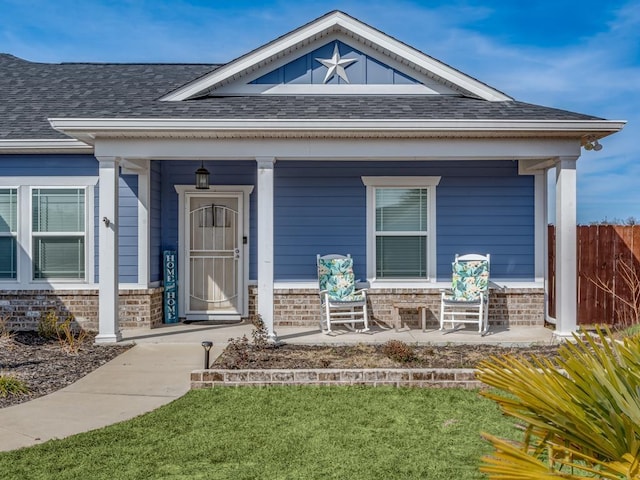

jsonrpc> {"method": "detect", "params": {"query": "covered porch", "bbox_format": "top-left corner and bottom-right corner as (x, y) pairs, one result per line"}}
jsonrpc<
(45, 122), (595, 343)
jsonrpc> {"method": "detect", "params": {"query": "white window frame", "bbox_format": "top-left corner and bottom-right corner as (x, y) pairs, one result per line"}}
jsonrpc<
(362, 176), (440, 285)
(0, 188), (18, 280)
(31, 187), (88, 282)
(0, 177), (97, 289)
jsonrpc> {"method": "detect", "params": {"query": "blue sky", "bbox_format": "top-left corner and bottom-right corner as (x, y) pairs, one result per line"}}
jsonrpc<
(1, 0), (637, 223)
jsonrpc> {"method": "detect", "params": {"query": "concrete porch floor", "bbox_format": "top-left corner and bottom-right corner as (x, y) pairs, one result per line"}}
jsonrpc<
(121, 321), (557, 346)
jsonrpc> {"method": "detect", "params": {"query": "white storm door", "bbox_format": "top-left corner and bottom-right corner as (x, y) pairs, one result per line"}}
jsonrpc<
(185, 193), (242, 320)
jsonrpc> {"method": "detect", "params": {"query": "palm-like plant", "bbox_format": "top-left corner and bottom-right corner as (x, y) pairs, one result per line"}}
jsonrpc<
(476, 328), (640, 479)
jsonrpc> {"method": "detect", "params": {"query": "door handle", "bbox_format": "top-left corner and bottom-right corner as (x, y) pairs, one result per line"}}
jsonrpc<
(234, 248), (240, 259)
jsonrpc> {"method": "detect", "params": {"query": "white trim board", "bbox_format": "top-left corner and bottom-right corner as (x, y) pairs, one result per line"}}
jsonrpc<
(0, 139), (92, 154)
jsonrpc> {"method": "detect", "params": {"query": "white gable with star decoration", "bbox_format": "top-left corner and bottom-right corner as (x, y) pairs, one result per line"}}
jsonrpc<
(162, 11), (511, 101)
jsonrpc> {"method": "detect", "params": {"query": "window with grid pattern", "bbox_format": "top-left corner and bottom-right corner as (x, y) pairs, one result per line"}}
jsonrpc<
(32, 188), (86, 280)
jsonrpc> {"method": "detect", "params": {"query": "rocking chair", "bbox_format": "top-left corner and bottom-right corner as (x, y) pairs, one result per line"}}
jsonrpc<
(316, 254), (369, 334)
(440, 254), (491, 335)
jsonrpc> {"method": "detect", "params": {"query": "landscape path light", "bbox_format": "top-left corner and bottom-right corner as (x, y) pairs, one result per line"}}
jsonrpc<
(201, 341), (213, 369)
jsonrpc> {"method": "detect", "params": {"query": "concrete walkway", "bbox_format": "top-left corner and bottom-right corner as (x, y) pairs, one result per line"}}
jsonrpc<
(0, 323), (556, 452)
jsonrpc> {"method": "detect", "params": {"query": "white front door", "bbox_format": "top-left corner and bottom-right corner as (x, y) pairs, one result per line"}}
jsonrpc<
(185, 193), (243, 320)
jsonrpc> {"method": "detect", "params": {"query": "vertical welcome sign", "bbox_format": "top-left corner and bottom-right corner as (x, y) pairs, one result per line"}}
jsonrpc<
(163, 250), (178, 323)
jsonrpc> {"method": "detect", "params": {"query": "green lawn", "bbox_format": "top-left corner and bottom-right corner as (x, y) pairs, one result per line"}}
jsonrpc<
(0, 387), (518, 480)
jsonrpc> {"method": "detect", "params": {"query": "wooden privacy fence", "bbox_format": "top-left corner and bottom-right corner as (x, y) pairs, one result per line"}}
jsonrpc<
(548, 225), (640, 325)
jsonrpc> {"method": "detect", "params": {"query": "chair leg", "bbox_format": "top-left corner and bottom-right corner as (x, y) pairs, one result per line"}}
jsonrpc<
(362, 303), (369, 332)
(324, 300), (332, 334)
(484, 300), (489, 334)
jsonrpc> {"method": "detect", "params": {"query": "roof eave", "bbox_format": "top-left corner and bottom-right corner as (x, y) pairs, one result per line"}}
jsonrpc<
(48, 118), (626, 144)
(0, 138), (93, 154)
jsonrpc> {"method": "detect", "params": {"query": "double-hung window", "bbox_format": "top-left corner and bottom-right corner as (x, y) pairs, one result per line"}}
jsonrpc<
(0, 178), (95, 286)
(0, 189), (17, 279)
(363, 177), (440, 281)
(32, 188), (86, 280)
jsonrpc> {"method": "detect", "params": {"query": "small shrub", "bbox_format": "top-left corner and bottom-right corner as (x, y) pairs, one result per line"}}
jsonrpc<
(0, 317), (15, 345)
(251, 315), (269, 350)
(57, 318), (88, 355)
(38, 310), (87, 354)
(619, 322), (640, 338)
(0, 374), (29, 398)
(223, 334), (251, 368)
(381, 340), (416, 363)
(38, 310), (60, 339)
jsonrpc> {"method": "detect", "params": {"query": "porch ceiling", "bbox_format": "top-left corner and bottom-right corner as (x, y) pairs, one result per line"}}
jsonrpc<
(87, 135), (586, 165)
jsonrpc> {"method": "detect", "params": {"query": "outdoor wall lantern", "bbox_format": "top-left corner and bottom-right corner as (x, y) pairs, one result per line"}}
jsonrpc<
(201, 341), (213, 369)
(195, 160), (210, 189)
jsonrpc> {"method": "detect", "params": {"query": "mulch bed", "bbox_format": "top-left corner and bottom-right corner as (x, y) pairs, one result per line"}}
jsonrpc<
(1, 330), (562, 409)
(213, 340), (562, 370)
(0, 332), (132, 409)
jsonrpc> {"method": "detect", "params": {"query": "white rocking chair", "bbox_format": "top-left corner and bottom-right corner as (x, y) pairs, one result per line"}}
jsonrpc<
(316, 254), (369, 334)
(440, 254), (491, 335)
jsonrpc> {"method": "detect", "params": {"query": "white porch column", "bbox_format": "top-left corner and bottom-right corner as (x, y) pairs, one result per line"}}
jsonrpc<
(95, 157), (121, 343)
(555, 156), (578, 336)
(256, 157), (276, 339)
(136, 160), (150, 287)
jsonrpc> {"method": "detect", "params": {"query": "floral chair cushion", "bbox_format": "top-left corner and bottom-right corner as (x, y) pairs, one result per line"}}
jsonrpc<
(450, 260), (489, 301)
(318, 257), (360, 301)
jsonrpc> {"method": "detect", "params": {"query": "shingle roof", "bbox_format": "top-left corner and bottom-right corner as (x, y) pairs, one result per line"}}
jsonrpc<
(0, 54), (603, 140)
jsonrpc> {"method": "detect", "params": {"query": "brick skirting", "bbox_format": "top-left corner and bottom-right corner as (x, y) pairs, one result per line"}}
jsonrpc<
(0, 288), (164, 331)
(191, 368), (482, 389)
(1, 285), (543, 332)
(249, 287), (545, 329)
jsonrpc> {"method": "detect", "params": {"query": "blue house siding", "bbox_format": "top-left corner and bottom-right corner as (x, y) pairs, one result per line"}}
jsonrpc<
(118, 175), (139, 283)
(94, 174), (139, 284)
(436, 171), (534, 281)
(275, 163), (366, 280)
(0, 154), (98, 176)
(273, 160), (535, 282)
(1, 155), (535, 288)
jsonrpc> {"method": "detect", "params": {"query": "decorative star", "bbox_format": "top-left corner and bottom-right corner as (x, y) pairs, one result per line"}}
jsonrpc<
(316, 44), (357, 84)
